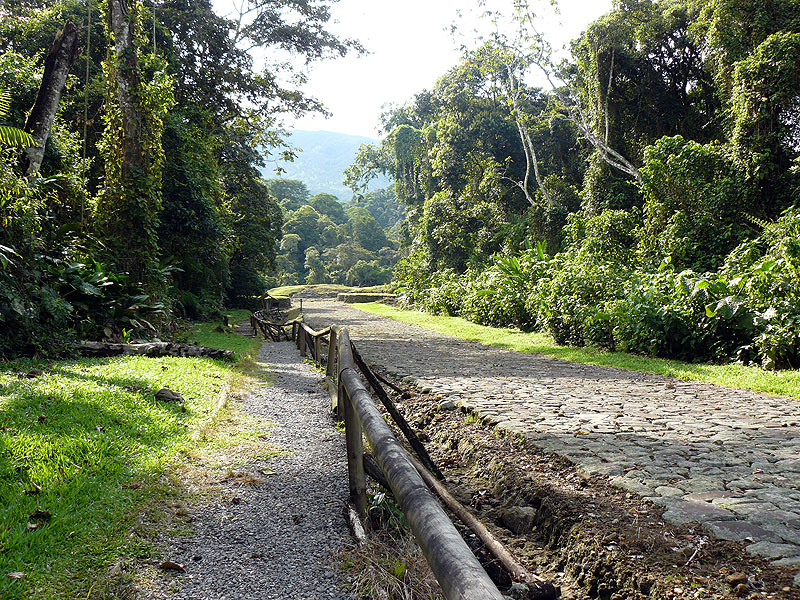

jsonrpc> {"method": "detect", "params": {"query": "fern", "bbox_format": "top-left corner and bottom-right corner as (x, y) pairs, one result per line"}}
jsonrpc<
(0, 88), (9, 116)
(0, 87), (35, 148)
(743, 213), (770, 231)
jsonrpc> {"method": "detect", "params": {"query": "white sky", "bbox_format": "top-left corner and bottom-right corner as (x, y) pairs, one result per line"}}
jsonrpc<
(215, 0), (614, 138)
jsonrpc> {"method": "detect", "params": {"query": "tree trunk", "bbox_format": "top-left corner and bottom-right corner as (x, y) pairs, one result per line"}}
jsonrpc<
(77, 341), (234, 360)
(22, 22), (81, 175)
(108, 0), (146, 179)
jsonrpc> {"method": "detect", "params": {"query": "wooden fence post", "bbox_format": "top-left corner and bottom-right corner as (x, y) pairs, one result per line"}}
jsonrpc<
(314, 335), (322, 366)
(299, 326), (307, 357)
(326, 328), (340, 413)
(326, 328), (338, 378)
(342, 377), (368, 520)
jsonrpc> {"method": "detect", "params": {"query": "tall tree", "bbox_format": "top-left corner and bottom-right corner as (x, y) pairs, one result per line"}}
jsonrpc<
(97, 0), (173, 287)
(21, 20), (81, 174)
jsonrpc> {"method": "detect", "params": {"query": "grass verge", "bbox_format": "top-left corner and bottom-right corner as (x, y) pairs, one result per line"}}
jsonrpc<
(353, 303), (800, 400)
(268, 284), (393, 299)
(0, 316), (262, 599)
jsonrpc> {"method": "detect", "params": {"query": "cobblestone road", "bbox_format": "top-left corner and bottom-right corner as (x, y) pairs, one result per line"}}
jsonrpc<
(304, 299), (800, 573)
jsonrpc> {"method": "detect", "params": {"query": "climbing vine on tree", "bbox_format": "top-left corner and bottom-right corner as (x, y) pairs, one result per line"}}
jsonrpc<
(96, 0), (174, 289)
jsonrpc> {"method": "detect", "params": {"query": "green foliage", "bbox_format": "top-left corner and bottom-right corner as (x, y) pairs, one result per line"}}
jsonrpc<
(266, 178), (311, 212)
(0, 88), (34, 148)
(96, 1), (175, 288)
(345, 259), (392, 287)
(400, 205), (800, 369)
(226, 173), (283, 299)
(359, 187), (404, 230)
(0, 157), (72, 356)
(637, 136), (754, 271)
(304, 247), (329, 284)
(311, 192), (347, 224)
(347, 206), (389, 253)
(730, 31), (800, 207)
(537, 254), (628, 348)
(158, 113), (230, 317)
(271, 187), (397, 287)
(720, 207), (800, 369)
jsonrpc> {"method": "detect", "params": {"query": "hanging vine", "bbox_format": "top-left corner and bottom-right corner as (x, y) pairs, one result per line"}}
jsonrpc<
(96, 0), (173, 288)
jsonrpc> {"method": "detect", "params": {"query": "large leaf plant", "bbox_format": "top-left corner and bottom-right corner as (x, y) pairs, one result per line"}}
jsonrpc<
(0, 87), (34, 148)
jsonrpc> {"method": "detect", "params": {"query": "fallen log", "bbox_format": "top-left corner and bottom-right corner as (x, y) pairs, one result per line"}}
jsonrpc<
(78, 341), (234, 360)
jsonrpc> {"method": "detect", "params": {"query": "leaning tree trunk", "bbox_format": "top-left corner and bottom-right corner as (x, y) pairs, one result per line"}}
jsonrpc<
(22, 22), (81, 175)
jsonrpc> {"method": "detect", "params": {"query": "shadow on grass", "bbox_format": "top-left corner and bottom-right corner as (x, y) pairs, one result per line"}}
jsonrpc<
(0, 360), (201, 599)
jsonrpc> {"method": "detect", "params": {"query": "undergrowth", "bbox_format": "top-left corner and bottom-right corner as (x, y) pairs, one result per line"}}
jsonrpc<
(338, 490), (443, 600)
(354, 302), (800, 399)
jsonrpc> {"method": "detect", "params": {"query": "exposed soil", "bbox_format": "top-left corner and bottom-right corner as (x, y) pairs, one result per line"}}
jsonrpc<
(367, 369), (800, 600)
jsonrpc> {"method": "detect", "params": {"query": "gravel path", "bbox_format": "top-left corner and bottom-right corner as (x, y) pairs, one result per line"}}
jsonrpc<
(151, 340), (352, 599)
(302, 299), (800, 573)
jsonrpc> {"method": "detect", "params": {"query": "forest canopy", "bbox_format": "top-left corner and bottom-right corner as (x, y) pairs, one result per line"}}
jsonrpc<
(346, 0), (800, 370)
(0, 0), (361, 355)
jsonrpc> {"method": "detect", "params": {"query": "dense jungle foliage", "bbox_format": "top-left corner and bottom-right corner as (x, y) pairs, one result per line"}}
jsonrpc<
(347, 0), (800, 370)
(265, 179), (401, 288)
(0, 0), (360, 356)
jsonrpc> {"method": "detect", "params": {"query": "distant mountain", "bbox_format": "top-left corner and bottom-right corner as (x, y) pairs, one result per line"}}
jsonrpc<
(261, 130), (392, 202)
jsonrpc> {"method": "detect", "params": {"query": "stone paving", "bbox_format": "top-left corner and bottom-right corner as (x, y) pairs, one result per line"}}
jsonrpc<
(303, 299), (800, 576)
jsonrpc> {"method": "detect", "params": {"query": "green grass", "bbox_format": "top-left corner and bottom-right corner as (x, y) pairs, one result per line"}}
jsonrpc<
(268, 283), (393, 299)
(0, 317), (263, 598)
(191, 309), (260, 361)
(354, 303), (800, 400)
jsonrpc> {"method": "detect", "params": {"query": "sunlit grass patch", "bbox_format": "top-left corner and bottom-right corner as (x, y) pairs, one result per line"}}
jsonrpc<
(190, 309), (260, 360)
(0, 317), (264, 599)
(353, 303), (800, 400)
(268, 283), (393, 299)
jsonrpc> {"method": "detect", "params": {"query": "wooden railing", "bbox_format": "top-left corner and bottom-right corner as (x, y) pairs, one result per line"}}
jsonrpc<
(251, 307), (302, 341)
(291, 320), (556, 600)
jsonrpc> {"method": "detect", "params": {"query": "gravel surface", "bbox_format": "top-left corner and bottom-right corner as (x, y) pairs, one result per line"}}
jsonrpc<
(151, 340), (352, 599)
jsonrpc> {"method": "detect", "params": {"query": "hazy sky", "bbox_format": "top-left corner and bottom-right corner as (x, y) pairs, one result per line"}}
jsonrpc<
(214, 0), (613, 138)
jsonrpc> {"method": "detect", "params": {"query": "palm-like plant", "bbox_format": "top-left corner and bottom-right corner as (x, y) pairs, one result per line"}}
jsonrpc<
(0, 88), (35, 148)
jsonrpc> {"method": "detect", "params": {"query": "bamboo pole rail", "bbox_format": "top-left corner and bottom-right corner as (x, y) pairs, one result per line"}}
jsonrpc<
(290, 320), (506, 600)
(351, 344), (444, 480)
(338, 367), (505, 600)
(287, 317), (555, 600)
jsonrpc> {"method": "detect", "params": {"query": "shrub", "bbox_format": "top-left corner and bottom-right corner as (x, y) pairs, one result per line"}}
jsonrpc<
(564, 208), (639, 265)
(721, 207), (800, 368)
(608, 270), (753, 362)
(637, 136), (754, 272)
(536, 253), (628, 348)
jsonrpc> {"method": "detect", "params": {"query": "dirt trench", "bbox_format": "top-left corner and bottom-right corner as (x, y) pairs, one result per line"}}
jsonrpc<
(374, 376), (800, 600)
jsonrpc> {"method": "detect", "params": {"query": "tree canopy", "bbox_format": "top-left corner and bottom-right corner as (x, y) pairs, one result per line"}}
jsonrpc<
(0, 0), (360, 353)
(346, 0), (800, 369)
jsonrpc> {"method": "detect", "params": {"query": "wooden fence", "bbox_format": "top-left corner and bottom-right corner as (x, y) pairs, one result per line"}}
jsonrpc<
(290, 320), (557, 600)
